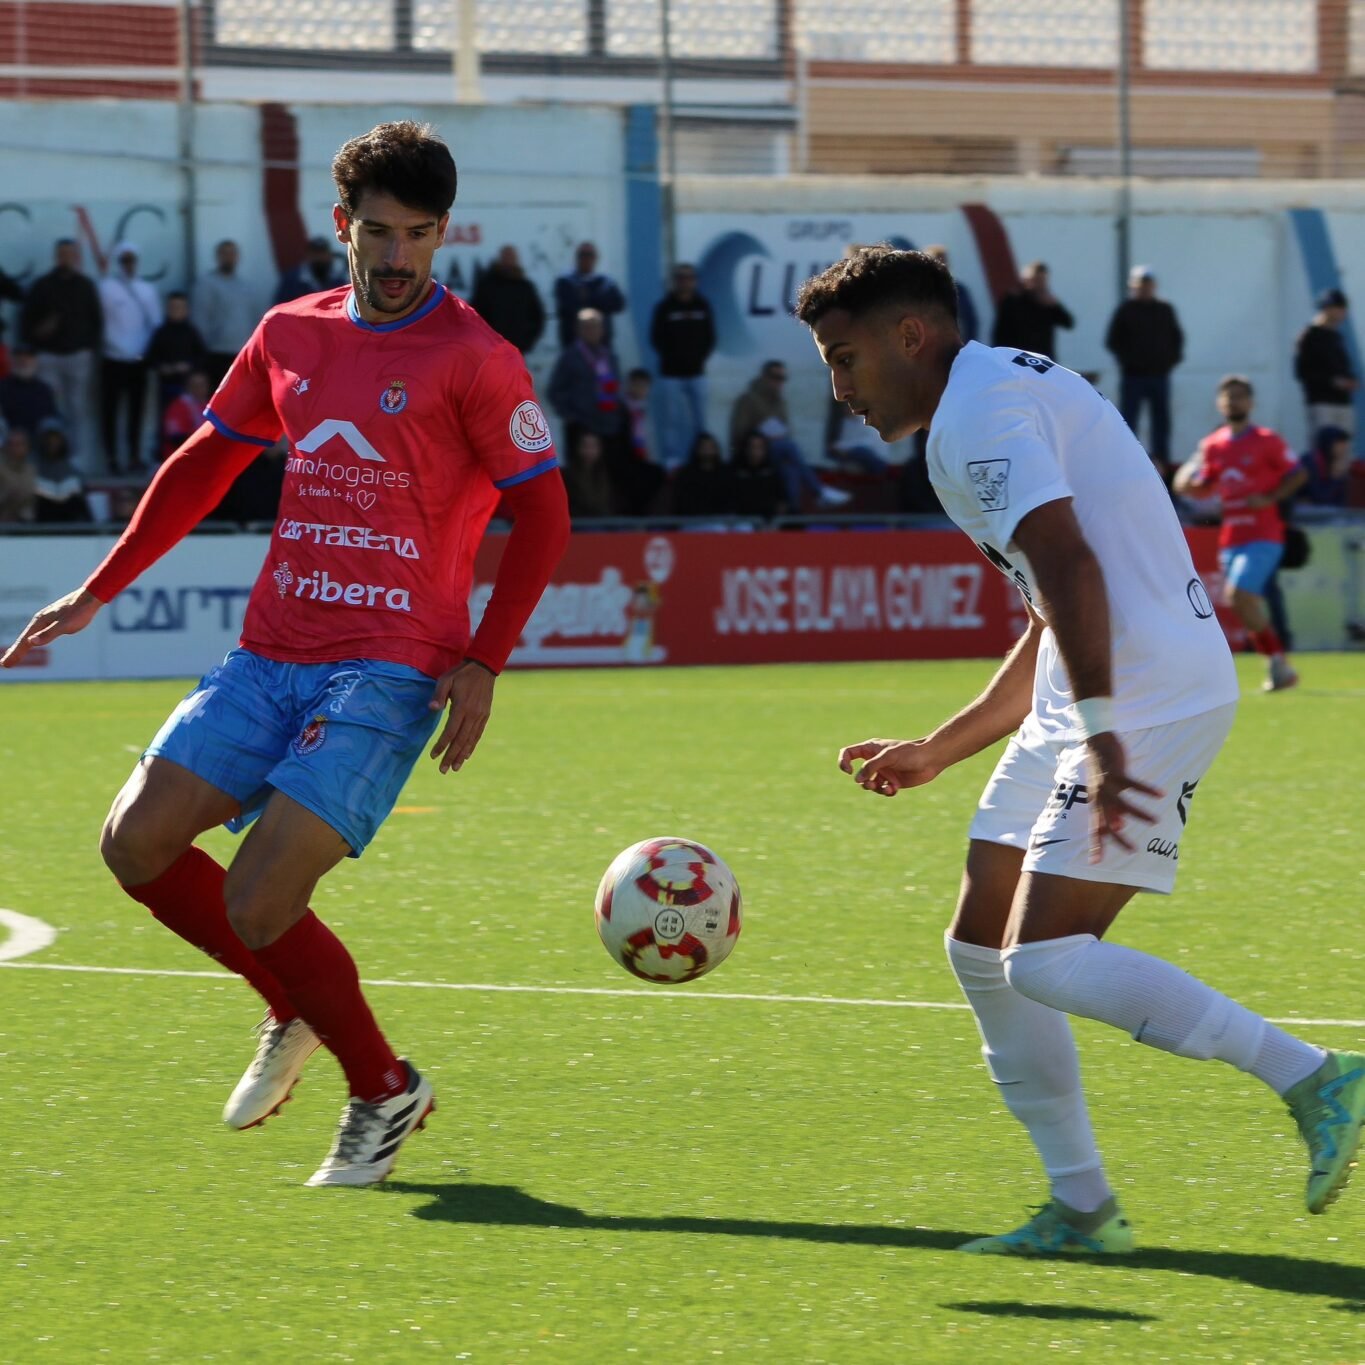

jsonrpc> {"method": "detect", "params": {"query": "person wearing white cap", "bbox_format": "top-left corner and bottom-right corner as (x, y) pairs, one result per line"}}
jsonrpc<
(97, 241), (162, 473)
(1104, 266), (1184, 483)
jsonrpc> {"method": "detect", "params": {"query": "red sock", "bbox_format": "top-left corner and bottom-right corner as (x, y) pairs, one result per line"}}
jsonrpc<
(253, 911), (405, 1103)
(125, 848), (296, 1023)
(1251, 627), (1284, 657)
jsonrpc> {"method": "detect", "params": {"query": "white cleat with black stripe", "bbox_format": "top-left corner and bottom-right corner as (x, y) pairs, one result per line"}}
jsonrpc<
(304, 1061), (435, 1187)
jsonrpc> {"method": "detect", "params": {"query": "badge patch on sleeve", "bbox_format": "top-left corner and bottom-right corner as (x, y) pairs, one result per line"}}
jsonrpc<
(968, 458), (1011, 512)
(509, 401), (553, 453)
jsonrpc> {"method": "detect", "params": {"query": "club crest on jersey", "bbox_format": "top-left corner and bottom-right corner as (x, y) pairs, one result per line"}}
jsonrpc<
(968, 458), (1011, 512)
(293, 714), (328, 756)
(379, 378), (409, 414)
(509, 400), (553, 453)
(273, 561), (295, 598)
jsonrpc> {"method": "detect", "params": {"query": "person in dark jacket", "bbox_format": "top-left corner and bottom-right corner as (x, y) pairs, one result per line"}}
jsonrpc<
(20, 238), (102, 467)
(672, 430), (733, 519)
(1105, 266), (1184, 477)
(274, 236), (348, 304)
(562, 429), (621, 521)
(1294, 288), (1357, 442)
(649, 263), (716, 470)
(731, 430), (786, 522)
(32, 419), (92, 524)
(470, 245), (546, 354)
(554, 241), (626, 350)
(1300, 424), (1353, 507)
(0, 263), (23, 370)
(0, 344), (59, 437)
(547, 309), (628, 452)
(145, 291), (209, 433)
(990, 261), (1074, 358)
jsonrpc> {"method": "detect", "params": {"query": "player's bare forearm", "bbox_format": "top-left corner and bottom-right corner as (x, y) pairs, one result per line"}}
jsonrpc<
(925, 610), (1042, 766)
(1014, 500), (1113, 703)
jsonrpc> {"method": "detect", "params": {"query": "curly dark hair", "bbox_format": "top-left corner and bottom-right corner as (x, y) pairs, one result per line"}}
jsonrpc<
(794, 245), (959, 329)
(331, 121), (458, 219)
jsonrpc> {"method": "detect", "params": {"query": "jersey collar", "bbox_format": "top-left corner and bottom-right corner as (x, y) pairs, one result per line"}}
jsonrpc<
(345, 281), (446, 333)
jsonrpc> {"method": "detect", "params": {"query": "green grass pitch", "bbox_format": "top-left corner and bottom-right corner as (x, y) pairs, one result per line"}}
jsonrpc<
(2, 655), (1363, 1362)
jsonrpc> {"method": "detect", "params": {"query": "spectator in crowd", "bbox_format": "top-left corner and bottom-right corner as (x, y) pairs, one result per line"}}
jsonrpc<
(562, 429), (620, 521)
(548, 308), (628, 458)
(729, 359), (851, 509)
(146, 291), (209, 433)
(1300, 424), (1353, 507)
(97, 241), (161, 473)
(731, 430), (786, 522)
(0, 263), (24, 374)
(212, 436), (288, 526)
(618, 367), (665, 516)
(0, 424), (36, 522)
(32, 419), (92, 524)
(554, 241), (626, 350)
(21, 238), (102, 467)
(649, 262), (716, 469)
(470, 244), (545, 354)
(160, 370), (211, 461)
(672, 430), (733, 519)
(1105, 265), (1185, 479)
(824, 389), (891, 475)
(1294, 287), (1357, 441)
(195, 239), (258, 389)
(0, 344), (59, 438)
(1173, 375), (1307, 692)
(991, 260), (1075, 358)
(923, 245), (978, 342)
(274, 235), (348, 304)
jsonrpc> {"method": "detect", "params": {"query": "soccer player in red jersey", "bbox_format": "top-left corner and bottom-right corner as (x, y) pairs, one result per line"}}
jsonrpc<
(1174, 375), (1307, 692)
(1, 122), (571, 1186)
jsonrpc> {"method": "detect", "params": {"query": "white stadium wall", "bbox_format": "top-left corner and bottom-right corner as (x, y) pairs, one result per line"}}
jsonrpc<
(2, 99), (1363, 465)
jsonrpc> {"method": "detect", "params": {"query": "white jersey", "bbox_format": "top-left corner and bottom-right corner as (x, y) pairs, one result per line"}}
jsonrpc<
(927, 342), (1238, 738)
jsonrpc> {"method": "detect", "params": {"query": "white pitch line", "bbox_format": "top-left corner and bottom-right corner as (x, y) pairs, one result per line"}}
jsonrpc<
(0, 909), (58, 963)
(0, 959), (1362, 1030)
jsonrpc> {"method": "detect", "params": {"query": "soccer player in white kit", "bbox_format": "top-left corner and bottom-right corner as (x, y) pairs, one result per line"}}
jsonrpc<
(796, 247), (1365, 1254)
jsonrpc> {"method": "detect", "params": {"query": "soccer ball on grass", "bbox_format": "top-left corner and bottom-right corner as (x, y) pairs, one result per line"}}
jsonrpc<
(594, 837), (741, 983)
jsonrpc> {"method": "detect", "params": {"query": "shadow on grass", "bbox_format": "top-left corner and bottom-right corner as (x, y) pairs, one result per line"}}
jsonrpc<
(943, 1300), (1155, 1323)
(385, 1182), (1365, 1310)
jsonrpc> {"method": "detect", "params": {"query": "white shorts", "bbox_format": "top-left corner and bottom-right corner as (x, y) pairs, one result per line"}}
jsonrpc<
(967, 702), (1238, 895)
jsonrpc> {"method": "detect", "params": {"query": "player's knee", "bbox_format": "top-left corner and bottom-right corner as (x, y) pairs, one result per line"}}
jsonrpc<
(1001, 935), (1095, 1007)
(222, 876), (288, 951)
(100, 806), (170, 887)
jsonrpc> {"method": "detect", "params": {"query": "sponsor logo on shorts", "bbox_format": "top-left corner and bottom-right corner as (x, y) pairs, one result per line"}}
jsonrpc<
(279, 520), (420, 560)
(379, 378), (409, 414)
(293, 713), (328, 755)
(968, 459), (1011, 512)
(292, 568), (411, 612)
(1049, 780), (1089, 812)
(509, 400), (553, 454)
(1176, 778), (1199, 826)
(1147, 837), (1179, 861)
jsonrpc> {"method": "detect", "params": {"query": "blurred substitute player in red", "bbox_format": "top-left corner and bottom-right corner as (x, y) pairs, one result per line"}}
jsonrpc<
(1173, 375), (1307, 692)
(796, 247), (1364, 1254)
(1, 123), (570, 1186)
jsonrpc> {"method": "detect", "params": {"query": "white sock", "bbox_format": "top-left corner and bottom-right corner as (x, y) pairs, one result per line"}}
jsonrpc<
(1003, 935), (1326, 1096)
(946, 934), (1113, 1213)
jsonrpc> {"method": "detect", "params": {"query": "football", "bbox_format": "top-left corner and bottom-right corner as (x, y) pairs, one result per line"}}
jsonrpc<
(594, 837), (742, 983)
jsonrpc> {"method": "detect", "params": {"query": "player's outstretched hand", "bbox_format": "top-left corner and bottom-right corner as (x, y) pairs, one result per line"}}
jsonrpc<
(1, 588), (102, 669)
(838, 737), (944, 798)
(428, 660), (495, 774)
(1083, 731), (1162, 863)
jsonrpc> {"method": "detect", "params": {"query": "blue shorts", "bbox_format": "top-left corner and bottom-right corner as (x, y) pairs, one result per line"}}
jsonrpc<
(1219, 541), (1283, 596)
(146, 648), (440, 857)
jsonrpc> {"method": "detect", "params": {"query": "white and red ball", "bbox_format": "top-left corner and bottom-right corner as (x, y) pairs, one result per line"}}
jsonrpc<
(594, 837), (741, 983)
